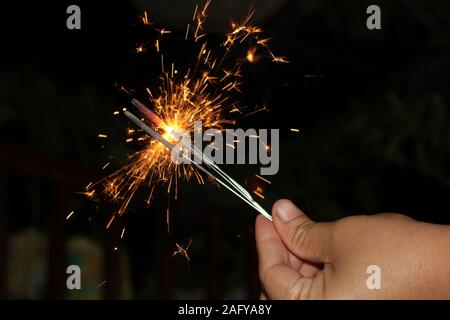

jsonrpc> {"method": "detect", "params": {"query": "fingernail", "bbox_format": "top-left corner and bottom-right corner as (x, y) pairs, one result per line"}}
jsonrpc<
(275, 200), (301, 222)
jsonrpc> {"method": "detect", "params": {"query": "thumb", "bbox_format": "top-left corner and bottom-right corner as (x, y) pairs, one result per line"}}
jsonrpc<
(272, 199), (334, 263)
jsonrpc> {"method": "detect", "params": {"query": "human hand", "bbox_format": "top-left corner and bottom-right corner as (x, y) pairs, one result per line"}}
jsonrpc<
(255, 199), (450, 299)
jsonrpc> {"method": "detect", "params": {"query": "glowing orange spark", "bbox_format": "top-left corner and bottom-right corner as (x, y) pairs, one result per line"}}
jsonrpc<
(270, 52), (289, 64)
(173, 239), (192, 263)
(76, 190), (96, 198)
(157, 28), (171, 35)
(246, 47), (257, 63)
(141, 11), (151, 25)
(253, 187), (265, 199)
(257, 37), (271, 47)
(66, 211), (75, 220)
(106, 215), (115, 229)
(136, 43), (146, 53)
(255, 174), (271, 185)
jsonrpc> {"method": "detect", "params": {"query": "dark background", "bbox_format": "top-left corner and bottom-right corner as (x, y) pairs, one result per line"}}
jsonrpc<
(1, 0), (449, 299)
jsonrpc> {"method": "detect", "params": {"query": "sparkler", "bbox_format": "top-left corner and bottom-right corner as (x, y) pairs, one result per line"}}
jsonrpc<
(89, 2), (288, 228)
(123, 105), (272, 221)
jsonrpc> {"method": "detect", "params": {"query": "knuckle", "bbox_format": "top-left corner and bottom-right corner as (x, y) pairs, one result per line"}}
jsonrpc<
(287, 219), (314, 250)
(379, 212), (413, 222)
(284, 277), (305, 300)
